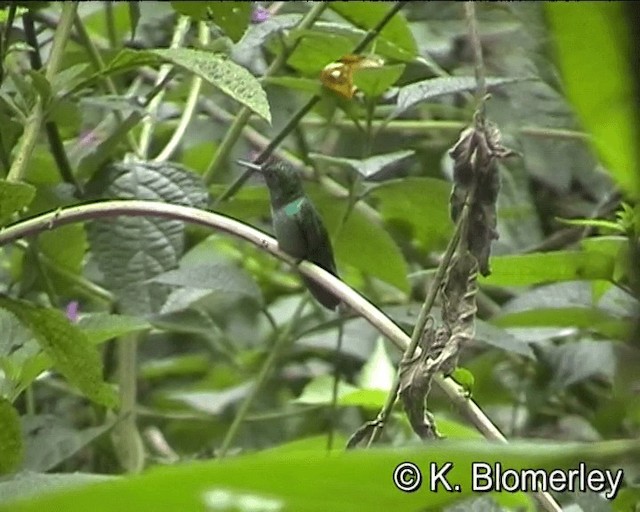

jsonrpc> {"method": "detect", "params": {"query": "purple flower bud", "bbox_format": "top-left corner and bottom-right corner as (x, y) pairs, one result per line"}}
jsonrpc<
(66, 301), (79, 323)
(251, 5), (270, 24)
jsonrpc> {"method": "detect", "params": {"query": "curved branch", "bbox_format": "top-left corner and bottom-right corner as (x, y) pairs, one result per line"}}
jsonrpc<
(0, 201), (518, 461)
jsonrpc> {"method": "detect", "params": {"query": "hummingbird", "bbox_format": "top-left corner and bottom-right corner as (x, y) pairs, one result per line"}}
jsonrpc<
(237, 159), (340, 310)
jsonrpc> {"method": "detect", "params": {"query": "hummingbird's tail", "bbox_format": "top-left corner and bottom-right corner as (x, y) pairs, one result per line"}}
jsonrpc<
(302, 275), (340, 310)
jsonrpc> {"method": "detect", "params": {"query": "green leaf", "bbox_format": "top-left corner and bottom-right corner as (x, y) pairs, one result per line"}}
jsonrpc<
(329, 2), (418, 57)
(310, 150), (414, 180)
(310, 188), (410, 293)
(208, 2), (251, 42)
(0, 297), (117, 408)
(543, 340), (616, 388)
(2, 440), (637, 511)
(0, 398), (23, 475)
(546, 3), (640, 199)
(76, 313), (151, 345)
(151, 262), (263, 305)
(234, 14), (302, 53)
(286, 32), (353, 76)
(294, 375), (387, 410)
(0, 472), (114, 504)
(169, 1), (208, 19)
(450, 367), (475, 396)
(38, 224), (86, 275)
(480, 251), (616, 287)
(392, 76), (531, 119)
(86, 161), (209, 315)
(367, 177), (453, 253)
(150, 48), (271, 123)
(353, 63), (405, 98)
(264, 76), (322, 96)
(0, 180), (35, 227)
(21, 415), (113, 472)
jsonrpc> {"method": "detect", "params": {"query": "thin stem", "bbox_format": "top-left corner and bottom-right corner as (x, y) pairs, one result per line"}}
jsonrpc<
(73, 10), (139, 154)
(218, 297), (309, 457)
(22, 12), (83, 194)
(203, 3), (329, 186)
(154, 21), (209, 162)
(365, 189), (474, 447)
(327, 314), (345, 452)
(464, 2), (486, 105)
(7, 1), (78, 182)
(138, 15), (191, 158)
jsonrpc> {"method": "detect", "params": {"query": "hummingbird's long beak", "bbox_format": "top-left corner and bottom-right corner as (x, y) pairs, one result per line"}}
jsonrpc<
(236, 159), (263, 172)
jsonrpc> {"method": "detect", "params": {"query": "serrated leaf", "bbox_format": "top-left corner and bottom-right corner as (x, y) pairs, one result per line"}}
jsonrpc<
(76, 313), (150, 345)
(86, 161), (209, 316)
(353, 63), (405, 98)
(150, 48), (270, 123)
(21, 415), (113, 472)
(357, 338), (395, 391)
(0, 398), (23, 475)
(310, 150), (414, 180)
(392, 76), (531, 119)
(0, 297), (117, 408)
(329, 2), (418, 58)
(0, 180), (35, 227)
(367, 177), (453, 252)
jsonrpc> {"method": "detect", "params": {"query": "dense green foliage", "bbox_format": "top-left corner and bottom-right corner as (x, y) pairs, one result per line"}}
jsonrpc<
(0, 2), (638, 511)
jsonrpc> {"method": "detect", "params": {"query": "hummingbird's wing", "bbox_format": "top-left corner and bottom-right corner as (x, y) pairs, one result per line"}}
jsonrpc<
(295, 199), (338, 276)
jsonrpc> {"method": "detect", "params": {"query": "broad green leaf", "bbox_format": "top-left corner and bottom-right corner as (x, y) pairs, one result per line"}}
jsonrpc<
(76, 313), (151, 345)
(0, 297), (117, 408)
(286, 32), (353, 76)
(546, 3), (640, 199)
(0, 398), (23, 475)
(310, 188), (410, 293)
(450, 368), (475, 396)
(86, 161), (209, 316)
(367, 177), (453, 253)
(38, 224), (86, 275)
(169, 382), (253, 416)
(353, 63), (405, 98)
(2, 440), (637, 511)
(150, 48), (271, 123)
(170, 1), (208, 19)
(392, 76), (531, 119)
(329, 2), (418, 57)
(208, 2), (251, 42)
(481, 251), (616, 287)
(0, 180), (35, 227)
(21, 415), (113, 472)
(310, 150), (414, 180)
(171, 2), (250, 41)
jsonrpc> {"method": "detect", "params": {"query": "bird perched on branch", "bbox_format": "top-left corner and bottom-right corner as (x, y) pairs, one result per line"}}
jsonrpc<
(237, 159), (340, 310)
